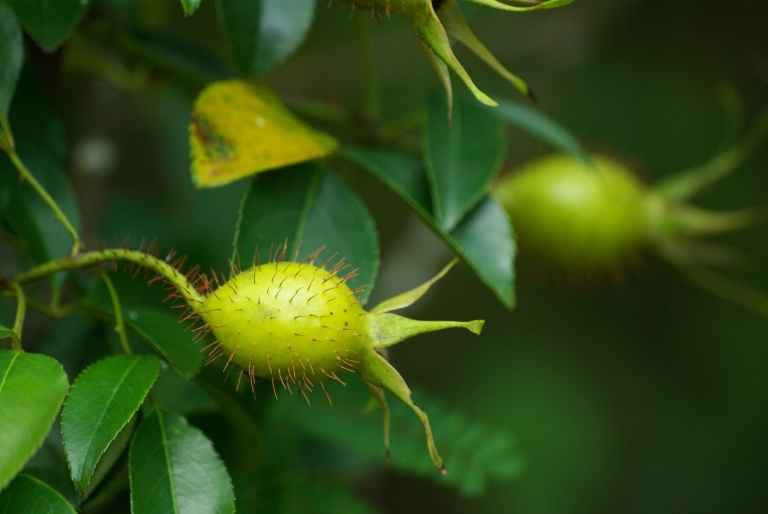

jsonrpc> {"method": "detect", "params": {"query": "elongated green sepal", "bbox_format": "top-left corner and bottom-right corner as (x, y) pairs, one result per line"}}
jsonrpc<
(417, 7), (497, 107)
(372, 259), (457, 313)
(466, 0), (574, 12)
(655, 108), (768, 200)
(419, 40), (455, 116)
(664, 256), (768, 319)
(364, 381), (391, 459)
(670, 205), (765, 236)
(361, 350), (444, 472)
(439, 0), (533, 100)
(369, 312), (484, 348)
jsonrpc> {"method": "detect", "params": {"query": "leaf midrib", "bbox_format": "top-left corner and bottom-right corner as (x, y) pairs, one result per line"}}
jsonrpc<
(77, 358), (140, 486)
(0, 352), (20, 395)
(157, 411), (180, 514)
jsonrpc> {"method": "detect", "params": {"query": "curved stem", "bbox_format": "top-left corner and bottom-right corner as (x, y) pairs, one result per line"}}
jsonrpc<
(0, 115), (13, 151)
(14, 249), (206, 310)
(4, 150), (81, 256)
(100, 272), (132, 354)
(9, 282), (26, 351)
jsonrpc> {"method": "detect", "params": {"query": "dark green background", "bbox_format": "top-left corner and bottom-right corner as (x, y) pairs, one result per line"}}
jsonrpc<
(4, 0), (768, 513)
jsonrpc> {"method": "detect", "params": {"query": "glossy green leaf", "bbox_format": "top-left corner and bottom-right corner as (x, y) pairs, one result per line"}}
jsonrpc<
(217, 0), (316, 76)
(344, 147), (515, 308)
(0, 474), (76, 514)
(6, 0), (88, 51)
(0, 351), (69, 489)
(425, 93), (506, 231)
(494, 99), (590, 163)
(0, 4), (22, 122)
(84, 274), (203, 378)
(181, 0), (203, 16)
(451, 199), (515, 305)
(61, 355), (161, 497)
(234, 163), (380, 304)
(153, 368), (219, 416)
(125, 308), (203, 378)
(272, 380), (523, 497)
(130, 411), (235, 514)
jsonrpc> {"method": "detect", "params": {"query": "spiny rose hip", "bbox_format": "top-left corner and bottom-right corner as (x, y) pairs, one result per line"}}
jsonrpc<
(13, 248), (483, 472)
(340, 0), (573, 109)
(200, 258), (483, 472)
(201, 262), (368, 383)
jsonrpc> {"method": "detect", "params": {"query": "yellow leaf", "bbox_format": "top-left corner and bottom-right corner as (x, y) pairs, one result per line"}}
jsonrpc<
(189, 80), (338, 188)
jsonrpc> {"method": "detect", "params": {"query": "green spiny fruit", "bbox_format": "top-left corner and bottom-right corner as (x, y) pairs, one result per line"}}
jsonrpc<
(200, 258), (483, 472)
(340, 0), (573, 109)
(12, 249), (483, 472)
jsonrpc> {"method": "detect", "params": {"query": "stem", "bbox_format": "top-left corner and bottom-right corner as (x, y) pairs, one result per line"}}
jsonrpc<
(9, 282), (26, 351)
(0, 115), (13, 152)
(14, 249), (206, 310)
(5, 150), (81, 256)
(100, 272), (132, 354)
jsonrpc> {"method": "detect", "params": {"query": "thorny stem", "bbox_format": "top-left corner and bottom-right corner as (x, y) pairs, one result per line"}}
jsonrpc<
(3, 148), (81, 256)
(100, 272), (132, 354)
(14, 249), (206, 310)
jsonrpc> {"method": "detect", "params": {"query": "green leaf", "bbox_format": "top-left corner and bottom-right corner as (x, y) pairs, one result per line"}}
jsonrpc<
(130, 411), (235, 514)
(181, 0), (203, 16)
(234, 163), (380, 304)
(0, 351), (69, 489)
(451, 198), (515, 306)
(6, 0), (88, 51)
(124, 308), (203, 378)
(425, 93), (506, 231)
(494, 99), (590, 163)
(61, 355), (161, 497)
(153, 368), (219, 416)
(217, 0), (316, 76)
(0, 4), (22, 122)
(344, 147), (515, 308)
(83, 276), (203, 377)
(0, 474), (76, 514)
(273, 381), (523, 497)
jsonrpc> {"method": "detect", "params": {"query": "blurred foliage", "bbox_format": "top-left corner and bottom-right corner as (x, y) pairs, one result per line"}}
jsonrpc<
(0, 0), (767, 513)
